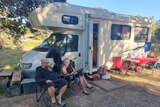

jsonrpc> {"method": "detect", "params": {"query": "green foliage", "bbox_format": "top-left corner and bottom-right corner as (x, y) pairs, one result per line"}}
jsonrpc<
(0, 0), (58, 18)
(154, 29), (160, 42)
(0, 88), (4, 94)
(0, 0), (54, 45)
(156, 19), (160, 28)
(151, 23), (158, 35)
(0, 18), (26, 44)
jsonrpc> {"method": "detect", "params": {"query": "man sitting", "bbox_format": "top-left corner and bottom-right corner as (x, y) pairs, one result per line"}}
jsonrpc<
(35, 59), (67, 106)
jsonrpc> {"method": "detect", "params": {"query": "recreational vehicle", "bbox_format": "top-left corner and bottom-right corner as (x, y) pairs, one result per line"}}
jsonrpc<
(20, 1), (152, 78)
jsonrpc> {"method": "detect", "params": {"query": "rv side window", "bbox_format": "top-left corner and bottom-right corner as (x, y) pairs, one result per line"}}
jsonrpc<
(66, 35), (78, 52)
(134, 27), (149, 42)
(62, 15), (79, 25)
(111, 24), (131, 40)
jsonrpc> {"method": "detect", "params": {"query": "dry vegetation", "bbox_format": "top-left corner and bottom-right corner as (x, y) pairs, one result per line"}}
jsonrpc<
(111, 69), (160, 95)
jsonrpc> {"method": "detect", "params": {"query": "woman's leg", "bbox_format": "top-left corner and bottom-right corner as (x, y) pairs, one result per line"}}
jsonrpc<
(82, 76), (92, 88)
(79, 76), (88, 93)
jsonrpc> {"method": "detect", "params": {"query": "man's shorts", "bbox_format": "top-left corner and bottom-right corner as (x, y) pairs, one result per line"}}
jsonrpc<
(46, 79), (68, 89)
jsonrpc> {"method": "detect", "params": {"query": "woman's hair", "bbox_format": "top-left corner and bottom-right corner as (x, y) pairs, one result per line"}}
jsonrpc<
(63, 58), (70, 63)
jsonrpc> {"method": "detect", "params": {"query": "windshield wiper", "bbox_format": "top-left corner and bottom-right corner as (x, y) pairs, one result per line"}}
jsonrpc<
(33, 47), (48, 52)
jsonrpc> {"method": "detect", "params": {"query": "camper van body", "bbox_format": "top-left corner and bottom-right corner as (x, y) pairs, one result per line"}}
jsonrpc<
(20, 2), (152, 78)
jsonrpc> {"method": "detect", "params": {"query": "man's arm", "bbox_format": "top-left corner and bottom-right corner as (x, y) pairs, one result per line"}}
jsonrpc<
(35, 67), (47, 82)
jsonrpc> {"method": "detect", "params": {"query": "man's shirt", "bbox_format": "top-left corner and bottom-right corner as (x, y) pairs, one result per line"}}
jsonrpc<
(35, 66), (59, 82)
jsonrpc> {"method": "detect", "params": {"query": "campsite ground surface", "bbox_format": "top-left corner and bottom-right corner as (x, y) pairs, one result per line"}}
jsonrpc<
(0, 71), (160, 107)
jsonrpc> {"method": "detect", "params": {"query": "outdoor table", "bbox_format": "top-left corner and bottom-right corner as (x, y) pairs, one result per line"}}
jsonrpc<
(123, 58), (158, 73)
(0, 69), (14, 88)
(0, 68), (3, 72)
(123, 59), (140, 63)
(131, 58), (158, 74)
(131, 58), (158, 65)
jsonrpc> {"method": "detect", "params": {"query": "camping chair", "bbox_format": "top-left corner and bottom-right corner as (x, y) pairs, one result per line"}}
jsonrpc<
(61, 60), (80, 94)
(35, 81), (49, 107)
(35, 71), (62, 107)
(112, 56), (130, 74)
(35, 80), (61, 107)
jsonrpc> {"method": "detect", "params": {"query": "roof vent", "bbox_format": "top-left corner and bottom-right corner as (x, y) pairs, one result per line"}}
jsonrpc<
(54, 0), (66, 2)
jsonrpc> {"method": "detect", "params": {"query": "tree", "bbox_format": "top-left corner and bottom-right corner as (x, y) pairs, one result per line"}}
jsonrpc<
(0, 0), (66, 18)
(0, 0), (55, 44)
(0, 17), (27, 44)
(156, 19), (160, 28)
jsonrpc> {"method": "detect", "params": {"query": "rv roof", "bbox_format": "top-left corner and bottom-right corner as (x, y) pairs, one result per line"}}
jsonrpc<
(32, 2), (151, 24)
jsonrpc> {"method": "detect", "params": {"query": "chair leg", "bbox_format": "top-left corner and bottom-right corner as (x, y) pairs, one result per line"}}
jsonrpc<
(152, 62), (158, 75)
(42, 95), (49, 107)
(36, 87), (50, 107)
(36, 85), (47, 102)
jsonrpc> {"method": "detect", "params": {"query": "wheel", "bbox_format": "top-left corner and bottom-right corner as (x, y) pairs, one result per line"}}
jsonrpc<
(122, 61), (130, 68)
(135, 65), (143, 72)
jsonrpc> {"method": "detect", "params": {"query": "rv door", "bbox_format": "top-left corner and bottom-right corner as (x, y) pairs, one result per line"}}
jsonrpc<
(88, 19), (93, 74)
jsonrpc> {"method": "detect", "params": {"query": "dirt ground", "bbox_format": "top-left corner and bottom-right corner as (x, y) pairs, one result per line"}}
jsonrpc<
(0, 70), (160, 107)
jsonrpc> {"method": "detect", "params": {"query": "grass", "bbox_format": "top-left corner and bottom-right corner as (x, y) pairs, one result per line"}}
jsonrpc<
(0, 48), (24, 69)
(0, 88), (4, 94)
(0, 39), (43, 69)
(20, 39), (42, 51)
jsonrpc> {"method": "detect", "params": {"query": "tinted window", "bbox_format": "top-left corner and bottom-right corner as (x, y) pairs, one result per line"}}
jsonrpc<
(62, 15), (79, 25)
(134, 27), (149, 42)
(111, 24), (131, 40)
(66, 35), (78, 52)
(37, 34), (78, 53)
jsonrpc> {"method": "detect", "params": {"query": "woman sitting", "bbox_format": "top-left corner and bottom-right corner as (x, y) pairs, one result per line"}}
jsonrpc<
(61, 58), (93, 95)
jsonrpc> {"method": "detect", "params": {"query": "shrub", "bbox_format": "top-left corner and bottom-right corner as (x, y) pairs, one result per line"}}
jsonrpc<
(0, 32), (13, 49)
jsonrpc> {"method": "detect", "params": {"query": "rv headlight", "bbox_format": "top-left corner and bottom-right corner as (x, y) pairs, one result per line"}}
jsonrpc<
(20, 63), (32, 69)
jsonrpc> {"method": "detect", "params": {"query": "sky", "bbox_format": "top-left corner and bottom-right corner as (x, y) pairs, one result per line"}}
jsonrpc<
(67, 0), (160, 21)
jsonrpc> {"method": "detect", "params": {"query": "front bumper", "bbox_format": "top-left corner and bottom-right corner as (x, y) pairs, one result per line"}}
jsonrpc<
(20, 69), (36, 78)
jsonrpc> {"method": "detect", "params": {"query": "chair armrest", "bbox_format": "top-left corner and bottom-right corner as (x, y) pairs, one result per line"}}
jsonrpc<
(57, 74), (65, 78)
(58, 74), (74, 79)
(64, 74), (74, 77)
(35, 80), (47, 89)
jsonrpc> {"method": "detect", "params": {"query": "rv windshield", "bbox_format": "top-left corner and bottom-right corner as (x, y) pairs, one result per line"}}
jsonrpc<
(34, 33), (79, 55)
(34, 34), (66, 52)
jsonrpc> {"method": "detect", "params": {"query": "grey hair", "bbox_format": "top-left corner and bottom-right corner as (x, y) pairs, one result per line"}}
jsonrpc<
(41, 59), (49, 62)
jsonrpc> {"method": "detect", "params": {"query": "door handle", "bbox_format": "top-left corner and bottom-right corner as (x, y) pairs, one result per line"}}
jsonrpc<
(78, 53), (81, 57)
(89, 46), (93, 51)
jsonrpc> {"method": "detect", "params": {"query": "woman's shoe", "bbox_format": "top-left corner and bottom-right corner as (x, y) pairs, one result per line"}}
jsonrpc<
(87, 86), (94, 89)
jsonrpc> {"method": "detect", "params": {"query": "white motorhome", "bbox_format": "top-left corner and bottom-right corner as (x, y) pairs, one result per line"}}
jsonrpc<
(20, 1), (152, 78)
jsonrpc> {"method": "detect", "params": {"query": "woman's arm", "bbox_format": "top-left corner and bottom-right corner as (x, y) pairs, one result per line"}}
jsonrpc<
(71, 67), (76, 72)
(61, 66), (68, 75)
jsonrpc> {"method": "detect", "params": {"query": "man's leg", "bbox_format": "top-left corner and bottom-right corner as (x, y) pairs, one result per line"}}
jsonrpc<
(48, 86), (56, 103)
(56, 85), (67, 104)
(55, 79), (68, 104)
